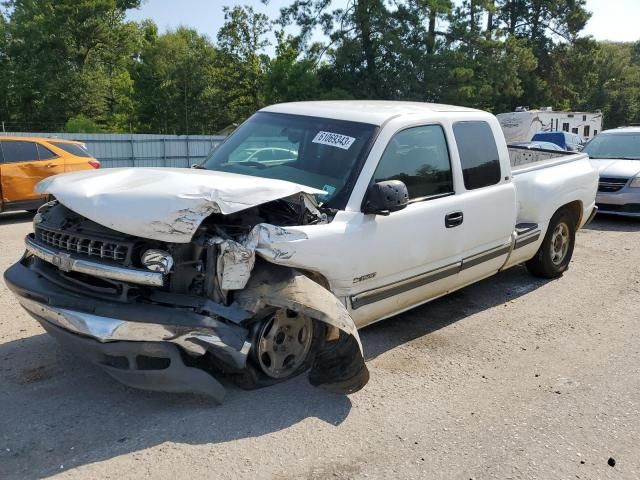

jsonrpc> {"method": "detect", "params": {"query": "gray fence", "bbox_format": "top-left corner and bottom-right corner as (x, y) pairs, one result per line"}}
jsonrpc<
(0, 132), (227, 168)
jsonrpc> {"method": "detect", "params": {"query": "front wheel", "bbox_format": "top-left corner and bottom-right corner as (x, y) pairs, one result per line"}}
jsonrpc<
(526, 209), (576, 279)
(231, 308), (325, 390)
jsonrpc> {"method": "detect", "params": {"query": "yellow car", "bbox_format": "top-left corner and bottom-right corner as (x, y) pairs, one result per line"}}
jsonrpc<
(0, 137), (100, 213)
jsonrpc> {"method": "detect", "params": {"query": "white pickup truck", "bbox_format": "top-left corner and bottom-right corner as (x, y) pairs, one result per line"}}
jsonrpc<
(4, 101), (598, 401)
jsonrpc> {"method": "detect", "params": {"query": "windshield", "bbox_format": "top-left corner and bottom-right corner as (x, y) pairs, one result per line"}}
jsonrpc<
(203, 112), (377, 207)
(583, 133), (640, 160)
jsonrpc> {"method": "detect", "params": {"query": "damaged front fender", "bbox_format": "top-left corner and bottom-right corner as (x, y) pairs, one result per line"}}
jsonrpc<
(234, 265), (369, 394)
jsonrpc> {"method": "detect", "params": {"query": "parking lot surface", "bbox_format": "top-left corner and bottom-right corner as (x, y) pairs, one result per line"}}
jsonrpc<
(1, 211), (639, 479)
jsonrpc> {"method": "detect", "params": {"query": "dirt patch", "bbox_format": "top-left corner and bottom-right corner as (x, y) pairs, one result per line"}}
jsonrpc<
(16, 365), (53, 384)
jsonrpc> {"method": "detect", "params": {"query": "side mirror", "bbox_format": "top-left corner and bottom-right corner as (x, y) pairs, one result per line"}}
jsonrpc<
(363, 180), (409, 216)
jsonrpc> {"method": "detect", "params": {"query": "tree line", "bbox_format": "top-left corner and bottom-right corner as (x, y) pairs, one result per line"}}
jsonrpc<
(0, 0), (638, 134)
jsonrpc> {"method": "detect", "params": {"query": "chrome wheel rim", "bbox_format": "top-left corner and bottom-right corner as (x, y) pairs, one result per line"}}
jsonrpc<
(256, 309), (313, 379)
(550, 222), (570, 265)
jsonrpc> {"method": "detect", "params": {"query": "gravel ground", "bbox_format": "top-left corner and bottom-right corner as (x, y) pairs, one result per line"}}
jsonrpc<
(0, 211), (639, 480)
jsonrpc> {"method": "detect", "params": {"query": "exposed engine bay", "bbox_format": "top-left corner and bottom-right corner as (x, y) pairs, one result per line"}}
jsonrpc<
(32, 193), (327, 302)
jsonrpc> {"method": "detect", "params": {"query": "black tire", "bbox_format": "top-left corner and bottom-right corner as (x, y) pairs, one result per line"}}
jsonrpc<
(231, 310), (326, 390)
(526, 208), (576, 279)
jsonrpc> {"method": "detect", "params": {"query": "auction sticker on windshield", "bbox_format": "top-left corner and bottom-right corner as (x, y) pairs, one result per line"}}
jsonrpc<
(312, 131), (356, 150)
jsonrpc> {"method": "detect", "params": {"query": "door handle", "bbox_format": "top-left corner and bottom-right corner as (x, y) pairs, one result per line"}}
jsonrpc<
(445, 211), (464, 228)
(46, 163), (55, 168)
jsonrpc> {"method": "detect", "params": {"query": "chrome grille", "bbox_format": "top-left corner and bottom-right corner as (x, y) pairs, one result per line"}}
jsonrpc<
(36, 227), (132, 263)
(598, 177), (628, 193)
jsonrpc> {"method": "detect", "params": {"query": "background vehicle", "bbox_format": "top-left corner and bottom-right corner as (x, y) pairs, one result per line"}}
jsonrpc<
(245, 147), (298, 164)
(4, 101), (598, 401)
(531, 131), (584, 151)
(498, 108), (602, 143)
(509, 141), (565, 151)
(583, 127), (640, 217)
(0, 137), (99, 213)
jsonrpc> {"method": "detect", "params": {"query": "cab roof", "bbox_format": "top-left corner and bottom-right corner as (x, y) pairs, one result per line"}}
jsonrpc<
(261, 100), (484, 126)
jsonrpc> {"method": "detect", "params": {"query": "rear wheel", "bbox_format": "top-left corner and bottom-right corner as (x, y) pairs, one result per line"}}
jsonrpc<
(526, 209), (576, 278)
(231, 308), (325, 390)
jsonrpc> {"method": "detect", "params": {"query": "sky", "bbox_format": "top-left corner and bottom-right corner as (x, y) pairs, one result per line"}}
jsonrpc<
(126, 0), (640, 51)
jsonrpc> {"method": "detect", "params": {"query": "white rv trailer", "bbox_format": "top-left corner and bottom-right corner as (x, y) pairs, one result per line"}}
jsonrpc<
(497, 108), (603, 144)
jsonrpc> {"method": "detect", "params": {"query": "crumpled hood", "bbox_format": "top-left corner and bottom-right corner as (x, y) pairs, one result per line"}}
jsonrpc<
(590, 158), (640, 178)
(36, 168), (325, 243)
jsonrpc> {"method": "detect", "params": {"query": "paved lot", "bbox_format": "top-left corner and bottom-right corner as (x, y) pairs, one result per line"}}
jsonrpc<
(1, 211), (639, 480)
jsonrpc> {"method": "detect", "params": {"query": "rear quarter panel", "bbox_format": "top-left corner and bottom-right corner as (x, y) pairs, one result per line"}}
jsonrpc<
(503, 154), (598, 268)
(63, 155), (94, 173)
(42, 142), (95, 173)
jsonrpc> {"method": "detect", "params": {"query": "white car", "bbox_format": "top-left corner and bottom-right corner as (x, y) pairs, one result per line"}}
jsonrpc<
(4, 101), (598, 401)
(583, 127), (640, 217)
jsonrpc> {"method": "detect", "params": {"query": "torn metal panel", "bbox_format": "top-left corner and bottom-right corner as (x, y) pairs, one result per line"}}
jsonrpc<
(246, 223), (309, 262)
(210, 224), (312, 291)
(36, 168), (325, 243)
(235, 265), (369, 394)
(214, 239), (256, 291)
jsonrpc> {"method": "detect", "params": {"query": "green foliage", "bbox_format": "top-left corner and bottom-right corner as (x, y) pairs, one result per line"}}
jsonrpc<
(0, 0), (638, 133)
(64, 115), (104, 133)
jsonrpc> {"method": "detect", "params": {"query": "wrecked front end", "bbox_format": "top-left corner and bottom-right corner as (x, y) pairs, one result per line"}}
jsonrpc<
(4, 194), (368, 403)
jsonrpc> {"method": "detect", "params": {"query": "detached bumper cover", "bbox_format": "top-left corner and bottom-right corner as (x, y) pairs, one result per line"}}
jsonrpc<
(5, 259), (370, 398)
(39, 320), (227, 400)
(4, 259), (251, 401)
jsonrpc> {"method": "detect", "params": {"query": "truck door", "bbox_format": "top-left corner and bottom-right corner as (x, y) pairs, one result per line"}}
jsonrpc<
(348, 124), (470, 325)
(0, 140), (63, 209)
(450, 121), (517, 287)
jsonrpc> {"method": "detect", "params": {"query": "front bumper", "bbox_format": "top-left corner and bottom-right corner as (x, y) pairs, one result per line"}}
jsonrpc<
(39, 319), (227, 399)
(596, 189), (640, 217)
(4, 258), (252, 401)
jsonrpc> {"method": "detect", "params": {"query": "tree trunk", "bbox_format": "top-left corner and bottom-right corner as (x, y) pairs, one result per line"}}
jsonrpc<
(486, 0), (494, 38)
(355, 0), (377, 96)
(509, 0), (517, 35)
(427, 5), (437, 55)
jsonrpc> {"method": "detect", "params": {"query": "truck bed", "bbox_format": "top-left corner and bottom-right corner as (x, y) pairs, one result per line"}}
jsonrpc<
(509, 146), (586, 174)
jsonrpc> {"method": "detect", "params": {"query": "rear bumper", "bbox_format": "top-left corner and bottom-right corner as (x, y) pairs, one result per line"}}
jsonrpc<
(4, 258), (252, 401)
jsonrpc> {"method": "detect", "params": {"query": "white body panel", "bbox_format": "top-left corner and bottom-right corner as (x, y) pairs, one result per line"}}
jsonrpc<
(36, 101), (599, 329)
(497, 110), (603, 143)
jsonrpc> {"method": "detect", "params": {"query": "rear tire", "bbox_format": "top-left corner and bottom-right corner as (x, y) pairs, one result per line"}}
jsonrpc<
(526, 209), (576, 279)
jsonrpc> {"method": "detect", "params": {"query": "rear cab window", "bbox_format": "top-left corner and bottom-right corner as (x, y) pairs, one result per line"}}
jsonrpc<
(50, 141), (92, 158)
(452, 121), (502, 190)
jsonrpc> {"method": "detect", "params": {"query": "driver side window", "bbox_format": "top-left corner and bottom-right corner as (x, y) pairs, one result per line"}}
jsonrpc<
(374, 125), (453, 200)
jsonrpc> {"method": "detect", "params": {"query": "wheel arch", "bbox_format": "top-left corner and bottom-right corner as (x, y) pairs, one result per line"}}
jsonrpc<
(554, 200), (583, 229)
